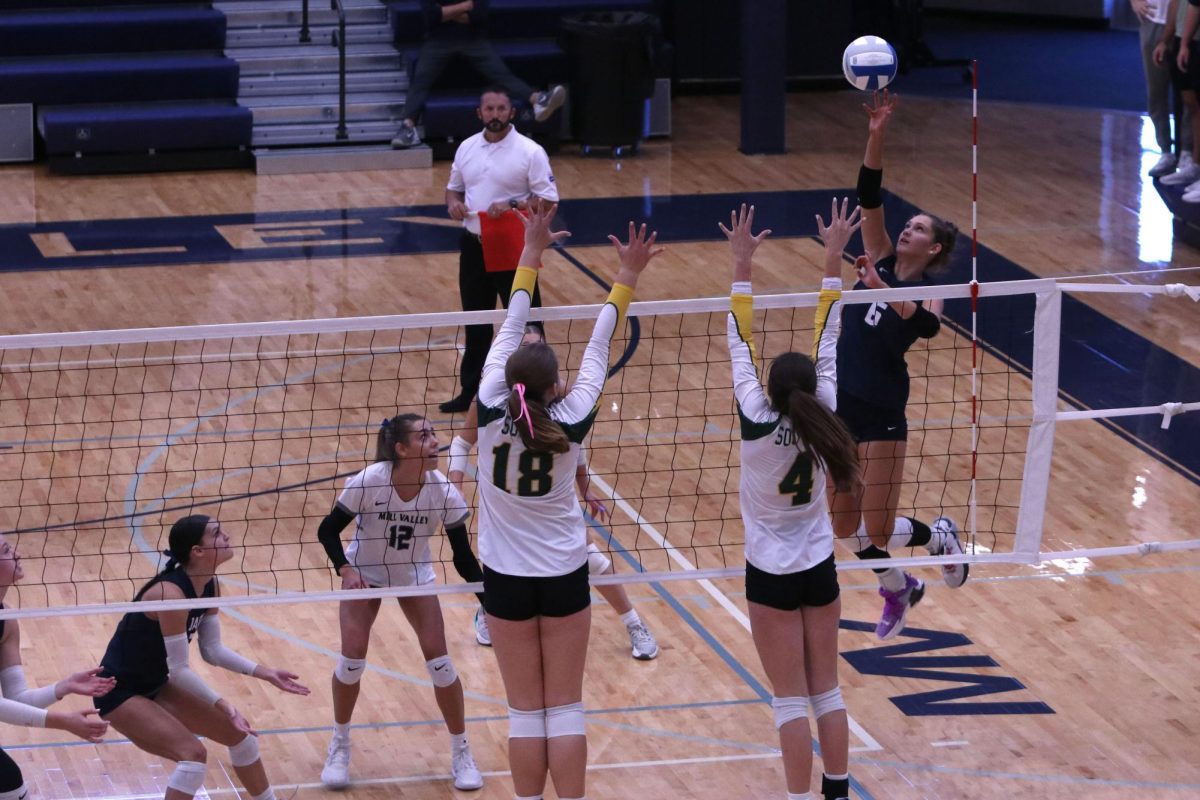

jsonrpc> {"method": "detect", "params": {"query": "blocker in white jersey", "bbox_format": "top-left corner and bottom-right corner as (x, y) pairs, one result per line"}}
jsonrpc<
(476, 266), (632, 579)
(474, 203), (662, 800)
(720, 201), (861, 800)
(730, 278), (844, 576)
(336, 461), (469, 588)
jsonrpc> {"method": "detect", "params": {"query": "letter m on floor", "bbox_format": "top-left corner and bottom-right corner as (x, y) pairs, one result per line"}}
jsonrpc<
(840, 620), (1054, 716)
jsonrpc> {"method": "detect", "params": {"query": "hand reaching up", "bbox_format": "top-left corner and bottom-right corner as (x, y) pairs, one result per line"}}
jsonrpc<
(608, 222), (665, 287)
(517, 201), (570, 266)
(718, 203), (771, 283)
(816, 196), (862, 278)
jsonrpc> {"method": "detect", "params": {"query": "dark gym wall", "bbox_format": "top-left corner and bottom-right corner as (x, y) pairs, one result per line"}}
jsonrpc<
(662, 0), (852, 85)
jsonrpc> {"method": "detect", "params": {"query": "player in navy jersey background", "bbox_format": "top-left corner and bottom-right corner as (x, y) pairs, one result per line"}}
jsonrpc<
(830, 90), (970, 641)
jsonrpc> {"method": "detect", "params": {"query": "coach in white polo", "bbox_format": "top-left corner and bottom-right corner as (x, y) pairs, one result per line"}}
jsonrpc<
(441, 85), (559, 414)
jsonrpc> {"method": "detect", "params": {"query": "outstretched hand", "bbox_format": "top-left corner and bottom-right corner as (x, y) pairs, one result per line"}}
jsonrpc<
(57, 710), (109, 743)
(718, 204), (771, 281)
(60, 668), (116, 698)
(517, 201), (571, 258)
(607, 222), (665, 282)
(815, 196), (862, 257)
(261, 667), (310, 696)
(864, 89), (897, 134)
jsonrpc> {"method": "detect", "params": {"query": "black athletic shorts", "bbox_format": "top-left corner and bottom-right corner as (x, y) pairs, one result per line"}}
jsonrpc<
(835, 389), (907, 442)
(746, 554), (840, 611)
(483, 563), (590, 621)
(93, 671), (166, 717)
(1169, 39), (1200, 94)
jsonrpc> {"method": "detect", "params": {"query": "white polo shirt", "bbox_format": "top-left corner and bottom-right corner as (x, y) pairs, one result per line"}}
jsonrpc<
(447, 126), (558, 234)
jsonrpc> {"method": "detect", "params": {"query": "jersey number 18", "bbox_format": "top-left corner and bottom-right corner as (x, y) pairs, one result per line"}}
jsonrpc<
(492, 443), (553, 497)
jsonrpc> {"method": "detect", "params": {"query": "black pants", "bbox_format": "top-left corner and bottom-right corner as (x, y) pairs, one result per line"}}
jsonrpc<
(457, 231), (542, 398)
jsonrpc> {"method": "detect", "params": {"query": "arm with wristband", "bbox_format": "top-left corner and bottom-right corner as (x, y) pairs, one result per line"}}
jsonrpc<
(856, 90), (896, 264)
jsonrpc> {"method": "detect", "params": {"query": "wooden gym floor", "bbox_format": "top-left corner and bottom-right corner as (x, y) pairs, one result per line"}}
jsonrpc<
(0, 92), (1196, 799)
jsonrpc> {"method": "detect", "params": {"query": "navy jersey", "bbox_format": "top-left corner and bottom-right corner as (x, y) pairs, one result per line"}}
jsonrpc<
(100, 569), (215, 690)
(835, 255), (936, 410)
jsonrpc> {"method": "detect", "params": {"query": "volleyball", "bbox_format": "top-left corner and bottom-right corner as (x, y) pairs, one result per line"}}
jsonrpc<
(842, 35), (898, 91)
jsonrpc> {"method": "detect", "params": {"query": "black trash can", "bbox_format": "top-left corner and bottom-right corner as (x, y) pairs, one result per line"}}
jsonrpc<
(560, 11), (659, 150)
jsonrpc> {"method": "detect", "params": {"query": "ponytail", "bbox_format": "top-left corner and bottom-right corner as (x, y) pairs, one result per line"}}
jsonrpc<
(784, 388), (859, 493)
(504, 342), (569, 455)
(506, 383), (570, 454)
(767, 353), (859, 493)
(134, 514), (211, 601)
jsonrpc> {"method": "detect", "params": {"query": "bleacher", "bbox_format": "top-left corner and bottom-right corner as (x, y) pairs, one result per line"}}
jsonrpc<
(384, 0), (666, 151)
(0, 1), (251, 173)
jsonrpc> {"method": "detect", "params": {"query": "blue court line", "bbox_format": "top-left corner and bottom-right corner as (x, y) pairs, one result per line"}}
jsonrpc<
(553, 245), (642, 379)
(587, 516), (878, 800)
(0, 698), (772, 754)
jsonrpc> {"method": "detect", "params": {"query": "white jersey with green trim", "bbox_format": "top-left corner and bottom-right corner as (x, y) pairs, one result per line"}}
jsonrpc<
(729, 278), (843, 575)
(336, 461), (469, 587)
(477, 266), (631, 577)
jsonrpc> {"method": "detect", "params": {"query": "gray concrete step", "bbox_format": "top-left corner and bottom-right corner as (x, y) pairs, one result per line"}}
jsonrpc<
(230, 43), (401, 74)
(250, 118), (401, 146)
(226, 23), (393, 48)
(254, 143), (431, 175)
(238, 69), (407, 96)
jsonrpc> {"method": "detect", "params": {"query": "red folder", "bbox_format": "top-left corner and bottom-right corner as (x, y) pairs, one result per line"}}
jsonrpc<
(479, 210), (527, 272)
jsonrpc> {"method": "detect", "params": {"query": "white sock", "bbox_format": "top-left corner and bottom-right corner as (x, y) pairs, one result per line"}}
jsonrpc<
(450, 732), (469, 752)
(889, 516), (915, 548)
(878, 567), (907, 592)
(251, 790), (276, 800)
(513, 795), (543, 800)
(620, 609), (641, 628)
(333, 722), (351, 740)
(787, 793), (813, 800)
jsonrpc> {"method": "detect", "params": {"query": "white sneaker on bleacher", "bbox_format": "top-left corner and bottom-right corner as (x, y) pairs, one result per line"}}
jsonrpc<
(1148, 152), (1177, 178)
(1160, 152), (1199, 185)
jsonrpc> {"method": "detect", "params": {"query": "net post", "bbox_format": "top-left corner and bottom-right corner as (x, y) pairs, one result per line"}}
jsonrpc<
(1014, 283), (1061, 559)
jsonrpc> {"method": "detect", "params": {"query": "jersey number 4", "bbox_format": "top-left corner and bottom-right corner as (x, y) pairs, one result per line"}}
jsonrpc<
(388, 524), (414, 550)
(778, 452), (814, 506)
(492, 443), (553, 497)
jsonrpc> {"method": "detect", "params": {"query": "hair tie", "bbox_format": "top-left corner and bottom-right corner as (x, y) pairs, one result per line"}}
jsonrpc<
(161, 548), (173, 559)
(380, 418), (390, 430)
(512, 383), (536, 440)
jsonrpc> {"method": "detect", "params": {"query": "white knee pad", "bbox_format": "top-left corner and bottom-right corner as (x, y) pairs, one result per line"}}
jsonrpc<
(507, 706), (546, 739)
(426, 655), (459, 688)
(334, 655), (366, 685)
(545, 702), (586, 738)
(0, 786), (28, 800)
(586, 542), (611, 575)
(809, 687), (846, 720)
(771, 696), (809, 730)
(228, 734), (260, 768)
(167, 761), (207, 795)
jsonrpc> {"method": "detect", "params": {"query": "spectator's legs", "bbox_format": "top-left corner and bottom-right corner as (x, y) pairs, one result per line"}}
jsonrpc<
(459, 36), (536, 105)
(399, 37), (460, 123)
(1140, 19), (1172, 154)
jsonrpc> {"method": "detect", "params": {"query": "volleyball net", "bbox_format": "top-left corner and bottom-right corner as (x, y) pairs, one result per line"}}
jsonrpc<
(0, 277), (1196, 619)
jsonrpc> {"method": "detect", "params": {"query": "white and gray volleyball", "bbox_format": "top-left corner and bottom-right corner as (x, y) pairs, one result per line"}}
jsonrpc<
(842, 36), (898, 91)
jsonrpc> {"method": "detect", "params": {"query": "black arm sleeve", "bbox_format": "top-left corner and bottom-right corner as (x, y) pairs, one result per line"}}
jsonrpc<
(446, 523), (486, 604)
(910, 304), (941, 339)
(857, 164), (884, 209)
(317, 506), (355, 572)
